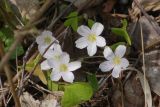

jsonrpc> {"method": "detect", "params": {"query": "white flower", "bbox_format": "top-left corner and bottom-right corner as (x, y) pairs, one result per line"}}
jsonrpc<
(75, 22), (106, 56)
(43, 43), (62, 59)
(40, 44), (66, 70)
(99, 45), (129, 78)
(41, 60), (51, 70)
(36, 30), (58, 55)
(48, 53), (81, 83)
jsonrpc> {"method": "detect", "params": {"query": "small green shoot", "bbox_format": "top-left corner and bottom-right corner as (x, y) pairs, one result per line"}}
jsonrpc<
(111, 19), (131, 45)
(64, 11), (79, 32)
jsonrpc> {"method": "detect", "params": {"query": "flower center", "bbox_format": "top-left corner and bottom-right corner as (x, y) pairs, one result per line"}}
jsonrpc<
(87, 34), (97, 42)
(113, 56), (121, 65)
(54, 55), (61, 60)
(44, 36), (52, 45)
(60, 64), (68, 72)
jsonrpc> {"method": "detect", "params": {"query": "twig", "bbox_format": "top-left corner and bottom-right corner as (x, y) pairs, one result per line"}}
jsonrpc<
(0, 77), (6, 106)
(0, 41), (21, 107)
(28, 79), (63, 97)
(140, 20), (147, 107)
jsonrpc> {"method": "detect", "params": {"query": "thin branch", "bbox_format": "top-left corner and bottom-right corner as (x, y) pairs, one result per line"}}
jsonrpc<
(0, 41), (21, 107)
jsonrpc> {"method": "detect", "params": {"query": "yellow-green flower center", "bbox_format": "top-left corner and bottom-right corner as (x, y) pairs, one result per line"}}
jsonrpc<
(60, 64), (68, 72)
(44, 36), (52, 45)
(113, 56), (121, 65)
(87, 34), (97, 42)
(54, 55), (61, 60)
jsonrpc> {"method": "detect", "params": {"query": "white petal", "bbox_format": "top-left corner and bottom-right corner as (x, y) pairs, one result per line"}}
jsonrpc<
(42, 30), (53, 37)
(112, 66), (121, 78)
(43, 49), (62, 59)
(47, 59), (59, 69)
(120, 58), (129, 69)
(103, 46), (115, 60)
(36, 35), (44, 45)
(50, 70), (61, 81)
(75, 37), (88, 49)
(96, 36), (106, 47)
(61, 72), (74, 83)
(115, 45), (126, 58)
(99, 61), (114, 72)
(38, 45), (47, 55)
(43, 49), (54, 58)
(53, 43), (62, 52)
(68, 61), (81, 72)
(40, 60), (51, 70)
(77, 25), (91, 36)
(38, 45), (53, 57)
(91, 22), (104, 36)
(60, 52), (70, 64)
(87, 43), (97, 56)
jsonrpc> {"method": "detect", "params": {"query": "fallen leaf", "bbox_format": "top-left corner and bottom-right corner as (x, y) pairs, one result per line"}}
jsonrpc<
(124, 76), (144, 107)
(144, 50), (160, 96)
(128, 16), (160, 50)
(136, 70), (152, 107)
(20, 92), (58, 107)
(25, 54), (47, 85)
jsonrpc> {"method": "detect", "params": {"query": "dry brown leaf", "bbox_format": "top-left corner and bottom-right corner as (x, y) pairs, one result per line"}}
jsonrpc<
(124, 76), (144, 107)
(130, 0), (160, 18)
(145, 50), (160, 96)
(128, 16), (160, 50)
(20, 92), (58, 107)
(136, 70), (152, 107)
(9, 0), (40, 19)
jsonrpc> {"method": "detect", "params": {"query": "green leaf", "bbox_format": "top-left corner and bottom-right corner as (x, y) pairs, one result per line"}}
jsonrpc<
(111, 19), (131, 46)
(46, 71), (58, 91)
(0, 27), (12, 40)
(64, 11), (79, 32)
(67, 11), (78, 18)
(61, 82), (93, 107)
(122, 19), (127, 29)
(0, 27), (24, 59)
(88, 19), (95, 28)
(8, 44), (24, 59)
(110, 42), (126, 51)
(111, 28), (131, 46)
(4, 0), (12, 12)
(87, 73), (98, 92)
(71, 17), (78, 32)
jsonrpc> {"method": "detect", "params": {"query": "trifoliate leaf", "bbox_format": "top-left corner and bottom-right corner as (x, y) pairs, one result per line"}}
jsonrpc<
(46, 71), (58, 91)
(64, 11), (79, 32)
(111, 19), (131, 46)
(71, 17), (78, 31)
(66, 11), (78, 18)
(61, 82), (93, 107)
(0, 27), (24, 59)
(87, 73), (98, 92)
(111, 28), (131, 45)
(88, 19), (95, 28)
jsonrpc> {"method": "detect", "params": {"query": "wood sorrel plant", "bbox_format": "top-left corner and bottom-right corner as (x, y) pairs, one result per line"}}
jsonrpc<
(35, 21), (130, 107)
